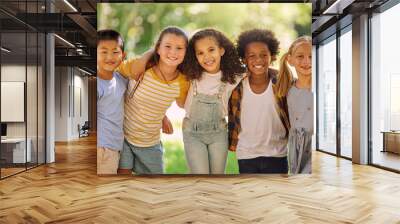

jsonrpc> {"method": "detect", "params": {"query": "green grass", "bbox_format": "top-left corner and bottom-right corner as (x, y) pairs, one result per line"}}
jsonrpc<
(225, 150), (239, 174)
(163, 141), (189, 174)
(163, 140), (239, 174)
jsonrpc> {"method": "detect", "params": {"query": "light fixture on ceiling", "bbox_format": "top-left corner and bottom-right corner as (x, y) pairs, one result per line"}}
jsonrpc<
(1, 47), (11, 53)
(76, 43), (86, 48)
(54, 34), (75, 48)
(77, 67), (93, 76)
(322, 0), (354, 15)
(63, 0), (78, 12)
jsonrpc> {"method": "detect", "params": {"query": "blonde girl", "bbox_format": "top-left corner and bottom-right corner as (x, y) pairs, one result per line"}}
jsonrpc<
(276, 36), (313, 174)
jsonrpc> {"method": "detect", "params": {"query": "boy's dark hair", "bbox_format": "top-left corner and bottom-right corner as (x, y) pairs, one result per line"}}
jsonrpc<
(146, 26), (189, 71)
(182, 28), (245, 84)
(237, 29), (280, 62)
(97, 29), (124, 51)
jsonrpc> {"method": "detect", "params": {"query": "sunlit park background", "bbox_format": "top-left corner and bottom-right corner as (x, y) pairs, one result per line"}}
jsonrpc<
(98, 3), (311, 174)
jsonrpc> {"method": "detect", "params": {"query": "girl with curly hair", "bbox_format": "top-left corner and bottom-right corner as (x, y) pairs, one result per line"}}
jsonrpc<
(181, 28), (245, 174)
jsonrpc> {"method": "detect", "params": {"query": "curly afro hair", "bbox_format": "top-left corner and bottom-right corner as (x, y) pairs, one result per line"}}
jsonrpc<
(237, 29), (280, 63)
(182, 28), (245, 84)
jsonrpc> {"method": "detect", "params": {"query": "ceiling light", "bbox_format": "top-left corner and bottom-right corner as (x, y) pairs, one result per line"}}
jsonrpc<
(322, 0), (354, 15)
(54, 34), (75, 48)
(63, 0), (78, 12)
(1, 47), (11, 53)
(77, 67), (92, 76)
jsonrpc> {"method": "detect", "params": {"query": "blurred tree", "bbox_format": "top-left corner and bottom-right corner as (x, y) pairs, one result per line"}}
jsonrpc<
(98, 3), (311, 59)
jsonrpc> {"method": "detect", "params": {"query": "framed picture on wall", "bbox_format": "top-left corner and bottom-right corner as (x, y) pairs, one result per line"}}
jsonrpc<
(96, 2), (312, 175)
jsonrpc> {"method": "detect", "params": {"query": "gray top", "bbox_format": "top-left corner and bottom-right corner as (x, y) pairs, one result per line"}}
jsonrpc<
(287, 86), (313, 132)
(97, 72), (128, 151)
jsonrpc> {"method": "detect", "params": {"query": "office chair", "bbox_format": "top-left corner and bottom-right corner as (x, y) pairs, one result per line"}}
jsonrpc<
(78, 121), (90, 138)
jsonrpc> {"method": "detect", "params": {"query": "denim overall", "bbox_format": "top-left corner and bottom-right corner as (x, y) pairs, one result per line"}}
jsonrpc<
(183, 81), (228, 174)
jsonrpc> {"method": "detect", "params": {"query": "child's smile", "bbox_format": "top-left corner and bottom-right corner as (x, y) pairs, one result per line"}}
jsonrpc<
(289, 42), (312, 77)
(244, 42), (271, 77)
(157, 33), (186, 67)
(97, 40), (125, 73)
(251, 64), (267, 74)
(194, 37), (225, 74)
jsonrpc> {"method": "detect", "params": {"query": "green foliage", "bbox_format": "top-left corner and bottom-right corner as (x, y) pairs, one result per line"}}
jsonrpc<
(98, 3), (311, 59)
(162, 140), (189, 174)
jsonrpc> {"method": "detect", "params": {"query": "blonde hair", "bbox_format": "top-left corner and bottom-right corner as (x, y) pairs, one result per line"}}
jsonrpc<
(275, 36), (312, 98)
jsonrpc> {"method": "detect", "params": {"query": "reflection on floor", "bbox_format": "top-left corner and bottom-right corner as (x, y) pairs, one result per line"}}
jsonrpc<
(340, 148), (352, 159)
(0, 167), (25, 177)
(373, 150), (400, 171)
(0, 162), (45, 178)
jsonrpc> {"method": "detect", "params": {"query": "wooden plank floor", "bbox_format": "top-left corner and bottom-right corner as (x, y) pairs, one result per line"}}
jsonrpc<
(1, 135), (400, 224)
(1, 167), (26, 178)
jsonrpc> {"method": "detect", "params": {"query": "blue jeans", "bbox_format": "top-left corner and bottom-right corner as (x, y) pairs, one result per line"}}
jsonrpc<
(119, 139), (163, 174)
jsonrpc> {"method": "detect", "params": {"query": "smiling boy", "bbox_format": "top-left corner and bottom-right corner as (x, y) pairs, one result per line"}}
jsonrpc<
(228, 29), (289, 174)
(96, 29), (129, 175)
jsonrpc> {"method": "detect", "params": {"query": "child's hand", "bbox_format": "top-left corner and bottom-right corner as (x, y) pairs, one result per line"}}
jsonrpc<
(162, 116), (173, 134)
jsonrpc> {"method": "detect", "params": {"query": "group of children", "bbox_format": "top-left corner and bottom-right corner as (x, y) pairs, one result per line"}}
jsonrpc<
(97, 26), (312, 175)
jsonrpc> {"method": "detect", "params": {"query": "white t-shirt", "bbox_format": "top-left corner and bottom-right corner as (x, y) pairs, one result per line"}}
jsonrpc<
(236, 78), (287, 160)
(184, 71), (244, 118)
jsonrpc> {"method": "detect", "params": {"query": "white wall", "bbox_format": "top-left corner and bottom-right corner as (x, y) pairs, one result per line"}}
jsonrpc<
(54, 66), (69, 141)
(54, 67), (89, 141)
(72, 73), (89, 138)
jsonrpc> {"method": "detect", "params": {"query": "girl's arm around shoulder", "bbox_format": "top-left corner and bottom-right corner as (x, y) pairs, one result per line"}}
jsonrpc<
(176, 76), (190, 108)
(234, 73), (247, 83)
(227, 73), (247, 92)
(115, 49), (154, 81)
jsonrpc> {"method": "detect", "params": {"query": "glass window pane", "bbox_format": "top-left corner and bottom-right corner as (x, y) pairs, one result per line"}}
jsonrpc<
(340, 27), (352, 158)
(1, 31), (27, 177)
(318, 35), (337, 154)
(312, 45), (317, 151)
(371, 3), (400, 171)
(1, 0), (46, 179)
(27, 31), (38, 169)
(38, 33), (46, 165)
